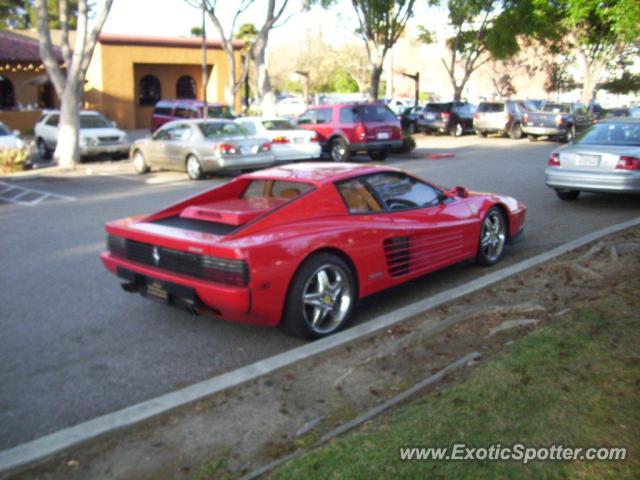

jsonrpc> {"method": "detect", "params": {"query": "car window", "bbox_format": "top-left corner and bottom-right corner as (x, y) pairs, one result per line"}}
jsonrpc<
(364, 172), (442, 211)
(575, 104), (589, 115)
(339, 107), (354, 123)
(262, 119), (296, 130)
(45, 114), (60, 126)
(238, 121), (257, 135)
(174, 107), (190, 118)
(424, 103), (448, 113)
(242, 180), (313, 200)
(153, 127), (172, 140)
(478, 103), (504, 113)
(79, 115), (111, 129)
(207, 105), (235, 119)
(297, 110), (314, 125)
(314, 108), (333, 124)
(0, 123), (9, 136)
(354, 105), (396, 122)
(576, 122), (640, 146)
(199, 122), (247, 138)
(153, 106), (172, 116)
(336, 179), (382, 213)
(543, 103), (571, 114)
(168, 125), (192, 141)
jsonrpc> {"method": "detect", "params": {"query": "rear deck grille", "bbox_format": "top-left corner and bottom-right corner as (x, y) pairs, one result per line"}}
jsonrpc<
(125, 240), (206, 278)
(384, 237), (410, 277)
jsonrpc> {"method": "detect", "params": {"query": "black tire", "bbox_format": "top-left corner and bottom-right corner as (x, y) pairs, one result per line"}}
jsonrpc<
(477, 130), (488, 138)
(476, 207), (507, 266)
(450, 122), (463, 137)
(186, 154), (204, 180)
(280, 253), (356, 340)
(369, 150), (388, 161)
(132, 150), (150, 174)
(407, 123), (416, 134)
(528, 135), (537, 142)
(564, 124), (576, 143)
(510, 123), (523, 140)
(329, 138), (350, 162)
(36, 138), (51, 160)
(555, 189), (580, 201)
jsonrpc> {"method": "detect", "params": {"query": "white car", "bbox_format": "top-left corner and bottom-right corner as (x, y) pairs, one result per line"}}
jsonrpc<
(235, 116), (321, 163)
(274, 97), (308, 118)
(0, 121), (27, 150)
(34, 110), (130, 160)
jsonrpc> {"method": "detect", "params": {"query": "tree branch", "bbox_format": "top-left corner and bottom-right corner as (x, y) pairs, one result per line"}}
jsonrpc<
(34, 0), (65, 95)
(58, 0), (72, 66)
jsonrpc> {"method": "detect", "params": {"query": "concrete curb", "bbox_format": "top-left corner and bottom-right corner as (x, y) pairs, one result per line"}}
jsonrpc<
(1, 216), (639, 475)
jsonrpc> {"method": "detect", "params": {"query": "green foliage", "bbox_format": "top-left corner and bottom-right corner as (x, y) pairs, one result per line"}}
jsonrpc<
(332, 69), (359, 93)
(0, 0), (79, 29)
(599, 71), (640, 94)
(0, 147), (30, 173)
(190, 26), (203, 36)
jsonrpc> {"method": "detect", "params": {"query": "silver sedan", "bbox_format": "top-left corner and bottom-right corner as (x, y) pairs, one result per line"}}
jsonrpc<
(131, 119), (275, 180)
(545, 118), (640, 200)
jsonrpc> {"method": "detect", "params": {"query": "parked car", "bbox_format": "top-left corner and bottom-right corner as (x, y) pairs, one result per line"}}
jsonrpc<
(101, 162), (526, 339)
(130, 119), (274, 180)
(473, 101), (527, 139)
(386, 98), (416, 115)
(397, 106), (423, 134)
(545, 117), (640, 200)
(151, 99), (235, 133)
(0, 121), (27, 150)
(275, 97), (308, 118)
(296, 103), (402, 162)
(603, 107), (630, 118)
(417, 102), (475, 136)
(35, 110), (130, 160)
(523, 99), (547, 111)
(234, 116), (321, 163)
(522, 102), (593, 142)
(630, 106), (640, 118)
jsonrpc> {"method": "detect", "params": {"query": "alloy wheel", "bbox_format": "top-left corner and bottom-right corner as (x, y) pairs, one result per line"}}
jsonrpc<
(479, 210), (506, 263)
(301, 264), (352, 335)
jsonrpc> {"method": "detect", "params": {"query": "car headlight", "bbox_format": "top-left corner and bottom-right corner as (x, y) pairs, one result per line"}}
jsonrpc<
(81, 137), (98, 147)
(121, 134), (130, 143)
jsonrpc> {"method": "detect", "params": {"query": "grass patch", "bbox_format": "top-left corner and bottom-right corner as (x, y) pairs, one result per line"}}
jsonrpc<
(269, 284), (640, 480)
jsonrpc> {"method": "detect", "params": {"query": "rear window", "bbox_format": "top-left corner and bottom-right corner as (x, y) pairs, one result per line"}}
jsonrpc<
(424, 103), (449, 113)
(199, 122), (247, 138)
(153, 106), (172, 116)
(262, 119), (296, 130)
(576, 122), (640, 146)
(242, 180), (313, 200)
(543, 103), (571, 114)
(477, 103), (504, 113)
(336, 179), (382, 213)
(353, 105), (397, 123)
(207, 105), (235, 119)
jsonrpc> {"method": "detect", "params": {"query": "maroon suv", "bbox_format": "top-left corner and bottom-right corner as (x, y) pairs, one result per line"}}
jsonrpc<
(296, 103), (403, 161)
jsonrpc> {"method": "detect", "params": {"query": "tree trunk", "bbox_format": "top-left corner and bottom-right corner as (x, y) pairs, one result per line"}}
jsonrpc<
(453, 85), (462, 101)
(54, 84), (81, 168)
(253, 38), (275, 116)
(578, 50), (606, 106)
(369, 64), (383, 102)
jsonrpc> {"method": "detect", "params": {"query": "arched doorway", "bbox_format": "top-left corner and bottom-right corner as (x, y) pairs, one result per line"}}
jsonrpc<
(0, 76), (16, 110)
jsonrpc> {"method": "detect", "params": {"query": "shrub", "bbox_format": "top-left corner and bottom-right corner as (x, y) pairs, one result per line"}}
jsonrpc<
(0, 148), (30, 173)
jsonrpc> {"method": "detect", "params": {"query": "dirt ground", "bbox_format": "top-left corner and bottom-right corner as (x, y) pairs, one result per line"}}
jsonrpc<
(7, 226), (640, 480)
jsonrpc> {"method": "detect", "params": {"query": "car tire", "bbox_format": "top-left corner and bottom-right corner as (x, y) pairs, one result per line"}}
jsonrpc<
(451, 123), (463, 137)
(564, 124), (576, 143)
(555, 189), (580, 201)
(477, 130), (487, 138)
(36, 138), (51, 160)
(132, 150), (150, 174)
(280, 253), (356, 340)
(186, 154), (204, 180)
(476, 207), (507, 266)
(329, 138), (350, 162)
(510, 123), (523, 140)
(408, 123), (416, 134)
(528, 135), (537, 142)
(369, 150), (388, 161)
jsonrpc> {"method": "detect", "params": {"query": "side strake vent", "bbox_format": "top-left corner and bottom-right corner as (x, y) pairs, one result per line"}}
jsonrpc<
(384, 237), (410, 277)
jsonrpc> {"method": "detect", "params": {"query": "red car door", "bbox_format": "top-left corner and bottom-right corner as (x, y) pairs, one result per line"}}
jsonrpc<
(363, 172), (477, 278)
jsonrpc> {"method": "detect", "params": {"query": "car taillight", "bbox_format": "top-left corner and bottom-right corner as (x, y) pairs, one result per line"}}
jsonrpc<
(218, 143), (237, 155)
(440, 112), (451, 120)
(523, 113), (529, 124)
(473, 113), (479, 121)
(309, 133), (320, 142)
(202, 256), (249, 286)
(616, 156), (640, 170)
(548, 153), (560, 166)
(260, 142), (271, 152)
(555, 114), (564, 126)
(355, 122), (366, 140)
(504, 113), (511, 124)
(271, 136), (290, 144)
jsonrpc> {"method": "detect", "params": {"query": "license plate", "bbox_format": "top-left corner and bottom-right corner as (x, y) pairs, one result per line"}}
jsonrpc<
(145, 280), (168, 303)
(377, 132), (390, 140)
(426, 113), (435, 120)
(576, 154), (600, 167)
(241, 146), (256, 155)
(293, 137), (304, 144)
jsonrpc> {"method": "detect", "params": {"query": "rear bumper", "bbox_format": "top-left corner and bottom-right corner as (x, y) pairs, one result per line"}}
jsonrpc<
(418, 120), (447, 132)
(272, 143), (322, 162)
(545, 167), (640, 193)
(349, 140), (403, 152)
(201, 153), (276, 172)
(474, 121), (508, 132)
(81, 143), (131, 156)
(522, 125), (565, 136)
(101, 251), (254, 320)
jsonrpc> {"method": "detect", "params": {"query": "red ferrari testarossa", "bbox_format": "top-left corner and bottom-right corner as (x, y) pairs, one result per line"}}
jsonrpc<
(101, 162), (526, 339)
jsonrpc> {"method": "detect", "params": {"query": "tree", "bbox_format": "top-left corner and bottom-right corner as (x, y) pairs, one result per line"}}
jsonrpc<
(350, 0), (419, 101)
(599, 71), (640, 95)
(1, 0), (78, 29)
(35, 0), (113, 168)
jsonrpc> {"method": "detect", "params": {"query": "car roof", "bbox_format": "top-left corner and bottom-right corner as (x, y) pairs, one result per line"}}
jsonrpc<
(305, 102), (387, 110)
(241, 162), (400, 186)
(597, 117), (640, 124)
(42, 110), (102, 116)
(236, 116), (293, 122)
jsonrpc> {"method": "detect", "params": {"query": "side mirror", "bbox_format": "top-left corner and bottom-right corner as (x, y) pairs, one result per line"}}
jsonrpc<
(455, 186), (469, 198)
(13, 129), (21, 137)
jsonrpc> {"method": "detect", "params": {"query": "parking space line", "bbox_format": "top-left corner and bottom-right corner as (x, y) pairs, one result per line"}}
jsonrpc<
(0, 181), (76, 206)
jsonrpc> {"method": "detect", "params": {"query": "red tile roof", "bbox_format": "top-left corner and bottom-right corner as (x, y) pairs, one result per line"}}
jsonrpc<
(0, 30), (62, 62)
(98, 33), (244, 50)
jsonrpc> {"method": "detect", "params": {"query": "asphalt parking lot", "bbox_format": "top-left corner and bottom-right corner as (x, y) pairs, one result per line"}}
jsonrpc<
(1, 133), (639, 450)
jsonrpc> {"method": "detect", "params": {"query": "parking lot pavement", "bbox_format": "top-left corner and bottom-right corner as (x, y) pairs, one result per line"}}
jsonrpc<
(0, 180), (76, 206)
(1, 135), (639, 451)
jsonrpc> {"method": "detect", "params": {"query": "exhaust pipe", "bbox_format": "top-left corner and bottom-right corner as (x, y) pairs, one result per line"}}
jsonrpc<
(121, 282), (141, 293)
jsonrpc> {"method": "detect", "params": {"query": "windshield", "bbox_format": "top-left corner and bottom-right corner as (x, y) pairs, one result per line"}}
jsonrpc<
(206, 106), (235, 119)
(576, 122), (640, 146)
(262, 119), (297, 131)
(79, 115), (111, 129)
(424, 103), (449, 113)
(199, 122), (247, 138)
(0, 123), (9, 136)
(478, 103), (504, 113)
